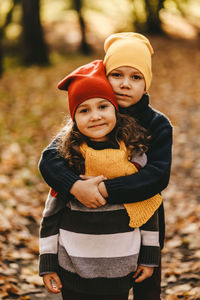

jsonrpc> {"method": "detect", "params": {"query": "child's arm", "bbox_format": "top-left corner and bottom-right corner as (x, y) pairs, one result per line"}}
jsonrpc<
(39, 117), (172, 205)
(39, 190), (64, 277)
(39, 138), (79, 200)
(39, 138), (106, 207)
(43, 273), (62, 294)
(70, 176), (107, 207)
(138, 210), (160, 266)
(105, 120), (172, 204)
(133, 210), (160, 282)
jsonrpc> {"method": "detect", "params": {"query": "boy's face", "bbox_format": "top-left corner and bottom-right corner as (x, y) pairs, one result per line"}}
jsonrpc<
(75, 98), (116, 142)
(107, 66), (146, 107)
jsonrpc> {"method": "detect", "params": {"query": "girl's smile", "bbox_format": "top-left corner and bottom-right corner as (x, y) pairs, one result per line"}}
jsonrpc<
(107, 66), (146, 107)
(75, 98), (117, 142)
(88, 123), (106, 128)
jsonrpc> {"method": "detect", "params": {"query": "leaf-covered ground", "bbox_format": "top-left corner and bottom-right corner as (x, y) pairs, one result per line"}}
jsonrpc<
(0, 36), (200, 299)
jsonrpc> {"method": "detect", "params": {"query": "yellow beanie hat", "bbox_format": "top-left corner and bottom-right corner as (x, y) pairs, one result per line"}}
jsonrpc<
(104, 32), (154, 91)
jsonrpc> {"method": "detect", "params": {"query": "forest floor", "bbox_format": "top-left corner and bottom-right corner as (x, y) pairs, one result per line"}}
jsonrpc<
(0, 34), (200, 299)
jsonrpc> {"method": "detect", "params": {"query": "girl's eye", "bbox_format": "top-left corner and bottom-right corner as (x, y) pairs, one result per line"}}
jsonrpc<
(99, 105), (107, 110)
(79, 108), (88, 113)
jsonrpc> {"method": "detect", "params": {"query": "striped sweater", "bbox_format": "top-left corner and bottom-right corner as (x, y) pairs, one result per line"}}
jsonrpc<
(39, 141), (160, 295)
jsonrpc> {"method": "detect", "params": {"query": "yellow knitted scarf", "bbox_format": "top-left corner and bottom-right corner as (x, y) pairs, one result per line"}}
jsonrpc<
(80, 141), (162, 228)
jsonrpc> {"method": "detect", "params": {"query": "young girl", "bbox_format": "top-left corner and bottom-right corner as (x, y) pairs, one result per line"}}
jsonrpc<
(39, 60), (161, 300)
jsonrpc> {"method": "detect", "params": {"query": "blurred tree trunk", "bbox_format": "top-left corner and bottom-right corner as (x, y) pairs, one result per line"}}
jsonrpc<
(144, 0), (164, 34)
(0, 0), (18, 76)
(21, 0), (49, 65)
(73, 0), (92, 54)
(0, 32), (3, 77)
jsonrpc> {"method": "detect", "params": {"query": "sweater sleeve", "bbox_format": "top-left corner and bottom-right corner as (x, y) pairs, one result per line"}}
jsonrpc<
(105, 119), (173, 205)
(138, 210), (160, 266)
(39, 213), (60, 275)
(38, 138), (80, 200)
(39, 190), (66, 275)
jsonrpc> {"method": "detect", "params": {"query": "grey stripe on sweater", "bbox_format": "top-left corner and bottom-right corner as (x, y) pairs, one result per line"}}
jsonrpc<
(58, 244), (138, 278)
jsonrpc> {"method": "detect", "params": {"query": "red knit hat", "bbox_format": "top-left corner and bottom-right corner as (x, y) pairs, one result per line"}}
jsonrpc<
(57, 60), (118, 119)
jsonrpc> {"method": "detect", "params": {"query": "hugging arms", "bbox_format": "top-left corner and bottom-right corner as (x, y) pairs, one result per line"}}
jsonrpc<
(39, 106), (172, 209)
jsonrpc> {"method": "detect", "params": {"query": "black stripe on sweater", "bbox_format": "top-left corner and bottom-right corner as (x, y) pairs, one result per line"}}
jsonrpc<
(39, 253), (59, 275)
(59, 208), (135, 234)
(141, 210), (159, 231)
(58, 266), (133, 295)
(138, 245), (160, 266)
(40, 209), (64, 238)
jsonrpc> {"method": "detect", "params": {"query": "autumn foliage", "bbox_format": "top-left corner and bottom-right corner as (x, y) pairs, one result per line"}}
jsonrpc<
(0, 36), (200, 299)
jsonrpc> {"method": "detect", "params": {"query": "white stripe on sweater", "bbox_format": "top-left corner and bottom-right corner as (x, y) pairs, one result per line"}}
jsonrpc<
(40, 234), (58, 254)
(140, 230), (159, 246)
(59, 228), (141, 258)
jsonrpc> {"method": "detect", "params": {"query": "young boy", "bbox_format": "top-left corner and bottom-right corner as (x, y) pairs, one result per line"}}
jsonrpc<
(40, 60), (162, 299)
(39, 32), (173, 299)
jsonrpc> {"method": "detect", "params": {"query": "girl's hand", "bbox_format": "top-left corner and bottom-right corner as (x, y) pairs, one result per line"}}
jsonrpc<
(133, 265), (154, 283)
(70, 175), (107, 208)
(43, 273), (62, 294)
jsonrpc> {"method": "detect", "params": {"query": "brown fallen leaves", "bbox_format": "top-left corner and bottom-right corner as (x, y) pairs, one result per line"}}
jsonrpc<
(0, 36), (200, 299)
(150, 37), (200, 299)
(0, 144), (46, 298)
(0, 263), (43, 299)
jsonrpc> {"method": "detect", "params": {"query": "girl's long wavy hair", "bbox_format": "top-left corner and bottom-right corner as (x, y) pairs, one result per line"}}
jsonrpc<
(56, 111), (151, 174)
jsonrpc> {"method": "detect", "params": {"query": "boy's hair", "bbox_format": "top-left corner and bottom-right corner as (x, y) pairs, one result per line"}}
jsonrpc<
(57, 112), (150, 174)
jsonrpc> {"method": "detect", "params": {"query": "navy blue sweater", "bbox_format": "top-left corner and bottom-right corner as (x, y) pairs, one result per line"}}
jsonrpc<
(39, 94), (173, 248)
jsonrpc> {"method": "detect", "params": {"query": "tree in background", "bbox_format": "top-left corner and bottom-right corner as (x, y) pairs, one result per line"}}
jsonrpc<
(145, 0), (164, 33)
(0, 26), (3, 77)
(132, 0), (165, 33)
(21, 0), (49, 65)
(0, 0), (19, 76)
(73, 0), (92, 54)
(0, 0), (196, 76)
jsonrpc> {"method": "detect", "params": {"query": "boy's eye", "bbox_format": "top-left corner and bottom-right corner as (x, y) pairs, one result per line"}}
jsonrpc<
(133, 75), (142, 80)
(110, 72), (121, 77)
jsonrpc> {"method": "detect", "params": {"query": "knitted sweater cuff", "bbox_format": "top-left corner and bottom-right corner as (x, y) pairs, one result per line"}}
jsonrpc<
(39, 253), (59, 276)
(104, 178), (125, 204)
(55, 173), (79, 199)
(137, 246), (160, 266)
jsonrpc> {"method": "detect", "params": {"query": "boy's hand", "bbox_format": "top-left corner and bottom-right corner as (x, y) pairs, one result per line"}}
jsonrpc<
(43, 273), (62, 294)
(70, 176), (107, 208)
(80, 175), (108, 198)
(133, 265), (154, 283)
(98, 181), (108, 198)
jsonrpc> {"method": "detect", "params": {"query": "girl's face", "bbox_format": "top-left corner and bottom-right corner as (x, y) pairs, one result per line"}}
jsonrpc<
(107, 66), (146, 108)
(75, 98), (116, 142)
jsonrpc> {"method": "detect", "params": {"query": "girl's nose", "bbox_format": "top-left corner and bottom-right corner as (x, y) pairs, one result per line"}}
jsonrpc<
(90, 111), (102, 121)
